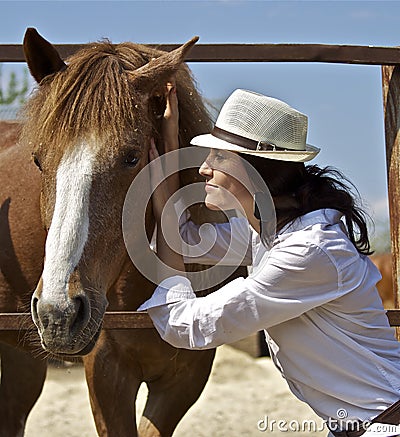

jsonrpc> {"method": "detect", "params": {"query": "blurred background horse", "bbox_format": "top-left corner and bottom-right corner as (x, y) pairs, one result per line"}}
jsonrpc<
(370, 252), (395, 308)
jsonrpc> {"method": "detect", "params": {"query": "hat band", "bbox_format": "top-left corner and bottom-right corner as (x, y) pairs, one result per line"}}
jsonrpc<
(211, 126), (288, 152)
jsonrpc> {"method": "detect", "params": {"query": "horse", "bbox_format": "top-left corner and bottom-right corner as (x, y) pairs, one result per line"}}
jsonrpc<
(370, 252), (395, 309)
(0, 28), (246, 436)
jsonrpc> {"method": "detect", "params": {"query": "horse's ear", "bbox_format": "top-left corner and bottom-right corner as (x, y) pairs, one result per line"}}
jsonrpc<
(23, 28), (67, 84)
(130, 36), (199, 93)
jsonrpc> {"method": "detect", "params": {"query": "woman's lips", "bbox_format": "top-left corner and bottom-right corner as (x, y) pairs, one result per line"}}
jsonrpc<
(205, 182), (218, 192)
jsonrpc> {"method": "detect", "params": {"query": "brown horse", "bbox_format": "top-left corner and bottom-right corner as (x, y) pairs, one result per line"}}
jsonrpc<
(0, 29), (245, 436)
(370, 252), (395, 309)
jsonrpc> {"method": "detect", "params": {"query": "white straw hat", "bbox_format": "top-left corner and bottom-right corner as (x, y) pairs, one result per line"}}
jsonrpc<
(191, 89), (320, 162)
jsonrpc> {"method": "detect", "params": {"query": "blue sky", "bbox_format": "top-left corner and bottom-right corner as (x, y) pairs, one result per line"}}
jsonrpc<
(1, 1), (399, 235)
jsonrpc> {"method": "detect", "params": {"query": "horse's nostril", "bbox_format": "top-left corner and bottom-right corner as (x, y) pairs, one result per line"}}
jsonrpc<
(70, 295), (90, 336)
(31, 296), (38, 320)
(32, 297), (49, 330)
(31, 296), (46, 328)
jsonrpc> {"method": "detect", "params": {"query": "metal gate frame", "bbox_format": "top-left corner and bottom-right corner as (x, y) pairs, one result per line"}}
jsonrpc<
(0, 42), (399, 330)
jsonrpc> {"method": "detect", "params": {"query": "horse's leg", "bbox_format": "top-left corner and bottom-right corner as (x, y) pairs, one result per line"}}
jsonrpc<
(83, 331), (141, 437)
(0, 342), (47, 437)
(138, 348), (216, 437)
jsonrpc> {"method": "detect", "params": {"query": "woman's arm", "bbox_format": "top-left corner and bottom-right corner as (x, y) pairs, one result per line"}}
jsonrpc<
(149, 80), (185, 278)
(162, 80), (180, 196)
(149, 140), (185, 273)
(139, 242), (339, 349)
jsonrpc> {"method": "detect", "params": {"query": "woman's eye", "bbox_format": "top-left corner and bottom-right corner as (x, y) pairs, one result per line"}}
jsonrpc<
(32, 154), (42, 171)
(124, 151), (140, 167)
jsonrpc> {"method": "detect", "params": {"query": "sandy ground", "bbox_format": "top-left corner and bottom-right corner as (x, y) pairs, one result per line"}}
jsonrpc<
(24, 343), (328, 437)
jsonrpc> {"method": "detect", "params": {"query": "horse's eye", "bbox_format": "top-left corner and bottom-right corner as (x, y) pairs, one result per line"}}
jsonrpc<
(124, 151), (140, 167)
(32, 153), (42, 171)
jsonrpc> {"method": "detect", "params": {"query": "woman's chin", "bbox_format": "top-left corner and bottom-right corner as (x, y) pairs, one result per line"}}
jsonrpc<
(204, 199), (223, 211)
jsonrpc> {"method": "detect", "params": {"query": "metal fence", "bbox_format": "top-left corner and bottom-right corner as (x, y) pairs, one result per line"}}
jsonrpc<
(0, 42), (399, 330)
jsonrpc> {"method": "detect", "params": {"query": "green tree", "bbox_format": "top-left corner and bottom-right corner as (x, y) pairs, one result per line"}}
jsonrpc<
(0, 65), (29, 104)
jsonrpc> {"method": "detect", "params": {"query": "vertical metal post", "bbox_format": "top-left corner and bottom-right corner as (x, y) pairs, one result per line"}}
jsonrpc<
(381, 65), (400, 337)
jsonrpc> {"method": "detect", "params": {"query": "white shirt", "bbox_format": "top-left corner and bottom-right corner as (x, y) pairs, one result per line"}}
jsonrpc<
(138, 208), (400, 427)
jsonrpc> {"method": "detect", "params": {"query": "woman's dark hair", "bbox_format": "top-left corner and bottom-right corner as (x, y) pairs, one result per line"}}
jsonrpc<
(240, 154), (373, 255)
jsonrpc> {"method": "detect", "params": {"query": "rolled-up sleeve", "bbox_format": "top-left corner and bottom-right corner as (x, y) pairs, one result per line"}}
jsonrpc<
(138, 242), (340, 350)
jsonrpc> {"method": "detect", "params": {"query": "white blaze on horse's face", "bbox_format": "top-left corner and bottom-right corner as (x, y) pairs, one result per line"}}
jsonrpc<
(31, 139), (106, 355)
(41, 140), (96, 302)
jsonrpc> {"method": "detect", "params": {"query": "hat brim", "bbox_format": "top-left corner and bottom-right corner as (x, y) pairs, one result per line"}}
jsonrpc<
(190, 133), (320, 163)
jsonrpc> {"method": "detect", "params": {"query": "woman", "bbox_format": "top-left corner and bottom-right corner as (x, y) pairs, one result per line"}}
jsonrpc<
(139, 86), (400, 437)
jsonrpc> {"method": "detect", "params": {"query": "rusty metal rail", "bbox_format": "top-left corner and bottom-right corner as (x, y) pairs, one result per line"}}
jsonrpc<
(0, 310), (398, 329)
(0, 311), (154, 330)
(388, 310), (400, 327)
(0, 310), (399, 329)
(1, 43), (400, 65)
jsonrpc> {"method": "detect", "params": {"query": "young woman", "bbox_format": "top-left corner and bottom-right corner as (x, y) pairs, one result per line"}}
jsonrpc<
(139, 85), (400, 437)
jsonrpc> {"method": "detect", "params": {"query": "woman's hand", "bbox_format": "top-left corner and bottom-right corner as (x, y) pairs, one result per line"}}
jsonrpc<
(162, 80), (179, 152)
(148, 80), (185, 275)
(149, 79), (180, 221)
(162, 80), (180, 196)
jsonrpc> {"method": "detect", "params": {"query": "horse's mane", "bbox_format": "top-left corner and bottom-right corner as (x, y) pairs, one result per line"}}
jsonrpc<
(20, 40), (212, 159)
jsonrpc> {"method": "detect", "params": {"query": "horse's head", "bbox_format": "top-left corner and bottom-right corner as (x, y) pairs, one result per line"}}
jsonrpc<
(21, 28), (202, 355)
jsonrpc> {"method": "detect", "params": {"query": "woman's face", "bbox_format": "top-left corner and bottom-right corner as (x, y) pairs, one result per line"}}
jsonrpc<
(199, 149), (253, 211)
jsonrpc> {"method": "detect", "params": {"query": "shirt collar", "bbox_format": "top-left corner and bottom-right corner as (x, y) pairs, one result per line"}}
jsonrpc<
(278, 208), (344, 236)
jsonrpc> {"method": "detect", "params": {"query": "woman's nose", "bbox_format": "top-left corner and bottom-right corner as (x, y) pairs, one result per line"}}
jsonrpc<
(199, 160), (212, 177)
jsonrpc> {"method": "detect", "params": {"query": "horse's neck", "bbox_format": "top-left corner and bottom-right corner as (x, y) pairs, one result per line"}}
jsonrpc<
(107, 256), (155, 311)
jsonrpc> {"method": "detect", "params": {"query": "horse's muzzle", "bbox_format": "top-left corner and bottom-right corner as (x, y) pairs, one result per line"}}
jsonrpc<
(31, 291), (103, 355)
